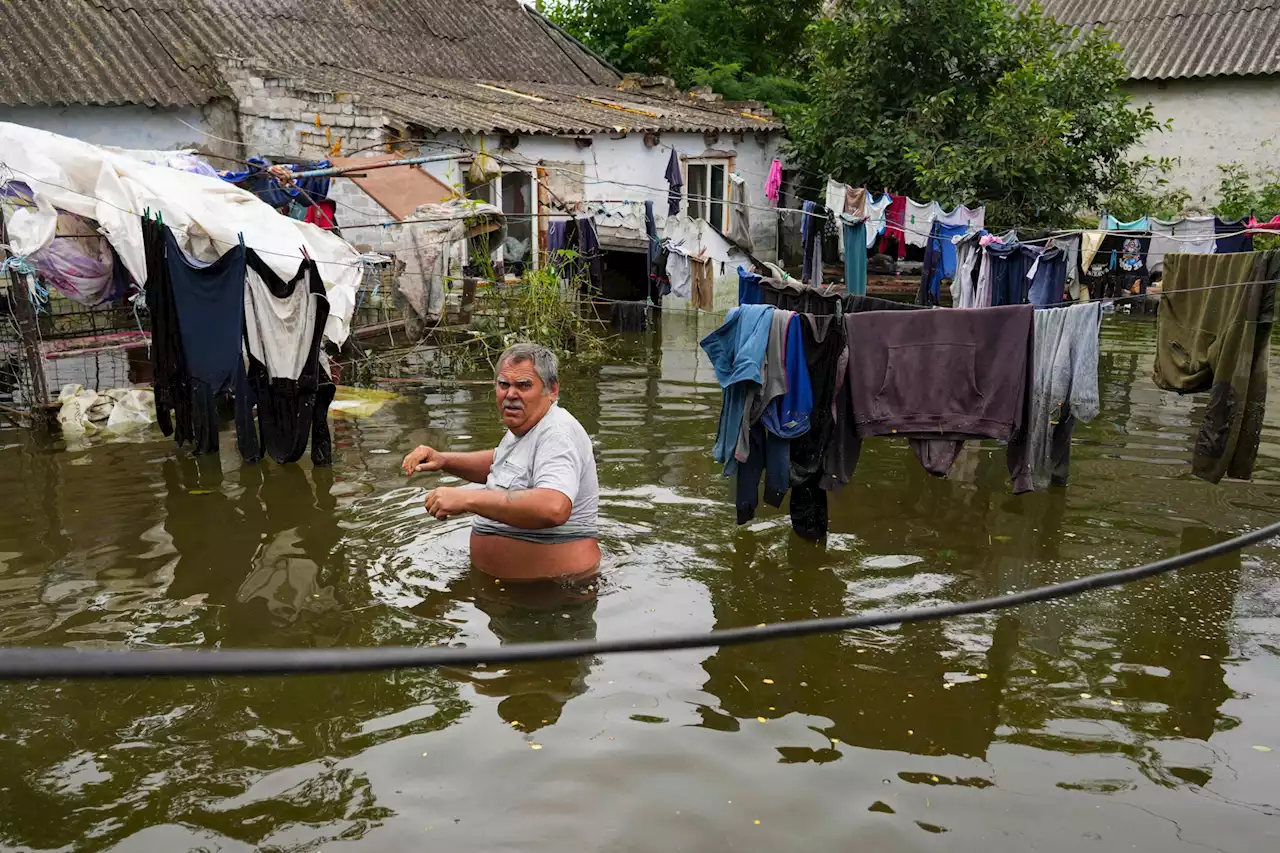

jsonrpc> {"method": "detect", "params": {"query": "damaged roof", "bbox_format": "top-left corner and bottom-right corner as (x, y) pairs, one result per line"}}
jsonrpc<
(0, 0), (618, 107)
(273, 66), (784, 134)
(1016, 0), (1280, 80)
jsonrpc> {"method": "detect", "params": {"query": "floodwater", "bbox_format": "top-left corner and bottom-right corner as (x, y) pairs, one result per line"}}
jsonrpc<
(2, 313), (1280, 853)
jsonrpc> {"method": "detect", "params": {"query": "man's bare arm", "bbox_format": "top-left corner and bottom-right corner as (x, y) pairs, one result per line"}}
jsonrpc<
(403, 446), (494, 484)
(436, 450), (496, 484)
(427, 486), (571, 528)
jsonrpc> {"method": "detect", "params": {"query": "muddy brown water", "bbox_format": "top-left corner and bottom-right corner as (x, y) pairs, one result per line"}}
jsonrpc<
(1, 313), (1279, 852)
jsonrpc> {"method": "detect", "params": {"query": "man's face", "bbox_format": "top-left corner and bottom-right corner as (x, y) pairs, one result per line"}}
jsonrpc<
(495, 359), (557, 435)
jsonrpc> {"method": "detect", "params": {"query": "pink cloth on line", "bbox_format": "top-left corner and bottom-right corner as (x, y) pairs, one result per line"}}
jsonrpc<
(1248, 215), (1280, 232)
(879, 194), (907, 259)
(765, 159), (783, 204)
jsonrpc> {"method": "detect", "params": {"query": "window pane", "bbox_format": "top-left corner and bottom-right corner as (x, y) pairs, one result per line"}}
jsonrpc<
(502, 171), (534, 273)
(710, 164), (726, 230)
(687, 164), (707, 221)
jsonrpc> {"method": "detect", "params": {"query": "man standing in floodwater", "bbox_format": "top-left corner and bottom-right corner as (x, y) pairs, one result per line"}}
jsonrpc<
(401, 343), (601, 582)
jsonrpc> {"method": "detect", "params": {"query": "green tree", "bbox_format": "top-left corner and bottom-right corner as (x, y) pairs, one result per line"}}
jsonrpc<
(543, 0), (656, 73)
(787, 0), (1163, 227)
(1213, 162), (1280, 221)
(545, 0), (817, 109)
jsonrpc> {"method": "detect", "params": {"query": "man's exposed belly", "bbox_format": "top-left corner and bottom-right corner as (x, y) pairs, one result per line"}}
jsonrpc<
(469, 532), (601, 582)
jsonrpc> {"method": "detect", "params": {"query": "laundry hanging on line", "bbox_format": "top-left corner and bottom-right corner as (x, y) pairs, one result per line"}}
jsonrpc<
(239, 250), (335, 466)
(701, 272), (1116, 543)
(144, 215), (337, 466)
(1153, 250), (1279, 484)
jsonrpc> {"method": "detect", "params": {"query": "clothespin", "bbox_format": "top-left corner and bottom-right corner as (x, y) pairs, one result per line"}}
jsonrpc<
(237, 232), (245, 248)
(300, 245), (312, 261)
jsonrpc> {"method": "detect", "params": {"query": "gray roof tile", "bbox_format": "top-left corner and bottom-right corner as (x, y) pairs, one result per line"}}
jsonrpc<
(1015, 0), (1280, 79)
(276, 65), (784, 134)
(0, 0), (617, 106)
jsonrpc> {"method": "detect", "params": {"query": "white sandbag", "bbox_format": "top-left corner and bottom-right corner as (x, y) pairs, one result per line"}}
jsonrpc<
(105, 390), (156, 433)
(57, 389), (102, 436)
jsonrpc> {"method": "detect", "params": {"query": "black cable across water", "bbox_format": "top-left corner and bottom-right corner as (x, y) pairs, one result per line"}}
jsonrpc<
(2, 520), (1277, 681)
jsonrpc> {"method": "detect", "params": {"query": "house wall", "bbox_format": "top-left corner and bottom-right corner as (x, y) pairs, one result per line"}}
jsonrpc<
(0, 101), (242, 164)
(1128, 76), (1280, 206)
(227, 63), (783, 310)
(415, 130), (783, 262)
(327, 178), (397, 251)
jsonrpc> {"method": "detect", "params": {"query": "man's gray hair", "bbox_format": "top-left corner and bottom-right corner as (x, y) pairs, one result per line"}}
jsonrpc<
(495, 343), (559, 393)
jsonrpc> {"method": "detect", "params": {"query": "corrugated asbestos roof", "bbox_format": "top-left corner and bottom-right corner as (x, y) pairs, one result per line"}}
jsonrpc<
(1014, 0), (1280, 80)
(266, 65), (784, 134)
(0, 0), (618, 107)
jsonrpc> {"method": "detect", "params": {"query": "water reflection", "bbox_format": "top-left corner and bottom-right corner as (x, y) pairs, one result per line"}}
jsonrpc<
(0, 313), (1277, 851)
(411, 574), (598, 733)
(699, 527), (1019, 761)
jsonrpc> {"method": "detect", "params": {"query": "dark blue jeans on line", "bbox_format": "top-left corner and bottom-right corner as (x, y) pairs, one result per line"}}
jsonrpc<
(737, 422), (791, 524)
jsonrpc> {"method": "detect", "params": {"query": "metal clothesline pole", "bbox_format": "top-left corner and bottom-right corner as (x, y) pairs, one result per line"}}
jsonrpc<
(291, 153), (471, 179)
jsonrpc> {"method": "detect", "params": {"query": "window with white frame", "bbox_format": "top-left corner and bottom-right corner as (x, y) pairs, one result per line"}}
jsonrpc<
(464, 167), (538, 275)
(686, 159), (730, 230)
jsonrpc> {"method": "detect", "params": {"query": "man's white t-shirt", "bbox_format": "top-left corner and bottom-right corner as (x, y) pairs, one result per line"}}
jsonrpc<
(471, 404), (600, 544)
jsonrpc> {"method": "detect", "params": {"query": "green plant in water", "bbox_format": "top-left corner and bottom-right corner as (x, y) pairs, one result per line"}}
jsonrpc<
(463, 246), (612, 374)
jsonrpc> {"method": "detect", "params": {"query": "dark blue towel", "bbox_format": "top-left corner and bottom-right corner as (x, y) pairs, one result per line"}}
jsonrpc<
(665, 150), (683, 216)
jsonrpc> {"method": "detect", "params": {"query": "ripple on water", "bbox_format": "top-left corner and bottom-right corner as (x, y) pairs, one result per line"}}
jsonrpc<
(0, 321), (1278, 851)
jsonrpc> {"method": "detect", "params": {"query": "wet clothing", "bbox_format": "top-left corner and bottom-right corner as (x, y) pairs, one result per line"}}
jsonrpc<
(691, 257), (714, 311)
(143, 216), (194, 447)
(1153, 251), (1279, 483)
(1149, 217), (1215, 275)
(665, 150), (683, 216)
(1215, 217), (1254, 254)
(736, 310), (813, 523)
(761, 314), (813, 441)
(577, 216), (603, 295)
(951, 231), (984, 308)
(789, 314), (845, 542)
(904, 199), (939, 248)
(843, 220), (868, 296)
(986, 240), (1031, 306)
(881, 194), (907, 259)
(824, 297), (928, 492)
(240, 251), (333, 465)
(839, 304), (1035, 493)
(165, 227), (247, 455)
(1029, 302), (1102, 489)
(736, 422), (791, 523)
(919, 221), (969, 305)
(701, 304), (775, 475)
(738, 309), (793, 463)
(802, 201), (823, 285)
(1025, 245), (1068, 307)
(473, 404), (600, 544)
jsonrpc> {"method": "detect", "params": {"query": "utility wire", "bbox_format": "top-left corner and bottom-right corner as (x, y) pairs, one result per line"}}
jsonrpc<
(1, 519), (1277, 680)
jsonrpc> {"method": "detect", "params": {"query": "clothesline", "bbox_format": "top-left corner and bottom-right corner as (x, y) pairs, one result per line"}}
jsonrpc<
(8, 156), (1274, 296)
(161, 116), (1275, 250)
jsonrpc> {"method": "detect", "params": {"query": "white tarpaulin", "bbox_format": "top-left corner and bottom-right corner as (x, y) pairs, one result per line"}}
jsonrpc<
(0, 123), (363, 344)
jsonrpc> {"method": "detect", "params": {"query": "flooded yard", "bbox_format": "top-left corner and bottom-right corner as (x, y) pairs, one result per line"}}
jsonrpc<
(1, 312), (1279, 852)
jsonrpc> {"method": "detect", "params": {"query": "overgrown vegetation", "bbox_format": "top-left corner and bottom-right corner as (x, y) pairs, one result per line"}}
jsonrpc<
(544, 0), (817, 110)
(1099, 157), (1193, 223)
(1212, 163), (1280, 221)
(553, 0), (1172, 228)
(469, 261), (611, 371)
(1212, 163), (1280, 249)
(788, 0), (1163, 228)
